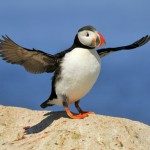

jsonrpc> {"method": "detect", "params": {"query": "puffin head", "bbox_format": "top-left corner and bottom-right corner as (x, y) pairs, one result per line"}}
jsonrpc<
(74, 25), (106, 49)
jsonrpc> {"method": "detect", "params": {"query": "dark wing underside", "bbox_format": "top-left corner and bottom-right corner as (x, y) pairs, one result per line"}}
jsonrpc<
(0, 35), (59, 73)
(97, 35), (150, 57)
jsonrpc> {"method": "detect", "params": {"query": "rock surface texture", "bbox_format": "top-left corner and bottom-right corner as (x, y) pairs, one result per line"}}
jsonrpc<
(0, 105), (150, 150)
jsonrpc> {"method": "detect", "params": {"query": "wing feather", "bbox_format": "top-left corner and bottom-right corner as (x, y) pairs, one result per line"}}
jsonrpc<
(97, 35), (150, 57)
(0, 35), (58, 73)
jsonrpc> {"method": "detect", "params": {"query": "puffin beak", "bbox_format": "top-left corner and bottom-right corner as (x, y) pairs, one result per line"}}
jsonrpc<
(96, 32), (106, 47)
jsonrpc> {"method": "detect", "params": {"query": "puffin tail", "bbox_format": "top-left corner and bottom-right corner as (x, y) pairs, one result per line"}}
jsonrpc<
(40, 99), (54, 108)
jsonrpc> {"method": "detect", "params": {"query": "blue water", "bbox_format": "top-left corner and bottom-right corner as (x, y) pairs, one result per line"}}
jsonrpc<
(0, 0), (150, 124)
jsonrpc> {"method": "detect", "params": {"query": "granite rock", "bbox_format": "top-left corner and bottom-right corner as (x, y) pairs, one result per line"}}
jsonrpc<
(0, 105), (150, 150)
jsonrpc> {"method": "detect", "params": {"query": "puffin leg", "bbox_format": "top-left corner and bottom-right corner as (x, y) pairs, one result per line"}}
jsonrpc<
(74, 101), (94, 115)
(62, 96), (87, 119)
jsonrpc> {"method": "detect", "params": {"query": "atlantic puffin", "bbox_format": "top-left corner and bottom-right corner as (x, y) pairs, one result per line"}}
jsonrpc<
(0, 26), (149, 119)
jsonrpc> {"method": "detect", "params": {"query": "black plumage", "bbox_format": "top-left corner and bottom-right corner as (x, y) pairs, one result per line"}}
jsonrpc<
(97, 35), (150, 57)
(0, 35), (58, 73)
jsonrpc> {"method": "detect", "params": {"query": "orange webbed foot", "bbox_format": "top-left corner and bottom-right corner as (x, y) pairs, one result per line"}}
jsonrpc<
(69, 113), (87, 119)
(74, 101), (94, 116)
(81, 111), (95, 115)
(65, 107), (87, 119)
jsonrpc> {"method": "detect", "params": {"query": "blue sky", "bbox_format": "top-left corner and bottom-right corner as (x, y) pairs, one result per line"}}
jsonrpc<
(0, 0), (150, 124)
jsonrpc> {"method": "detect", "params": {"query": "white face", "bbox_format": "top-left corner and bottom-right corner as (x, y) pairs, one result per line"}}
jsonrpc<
(77, 30), (98, 48)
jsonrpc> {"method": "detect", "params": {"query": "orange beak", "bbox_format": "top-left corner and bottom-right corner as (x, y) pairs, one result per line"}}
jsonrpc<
(97, 32), (106, 47)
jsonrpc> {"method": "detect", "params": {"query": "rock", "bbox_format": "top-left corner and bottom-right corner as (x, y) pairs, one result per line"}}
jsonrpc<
(0, 105), (150, 150)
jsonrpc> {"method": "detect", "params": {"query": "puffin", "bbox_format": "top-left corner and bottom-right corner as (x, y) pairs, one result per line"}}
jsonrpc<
(0, 26), (149, 119)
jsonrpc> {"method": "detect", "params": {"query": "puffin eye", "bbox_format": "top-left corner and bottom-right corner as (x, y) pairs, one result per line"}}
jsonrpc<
(86, 32), (89, 37)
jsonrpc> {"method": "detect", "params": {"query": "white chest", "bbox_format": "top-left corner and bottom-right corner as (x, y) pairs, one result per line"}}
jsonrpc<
(56, 48), (101, 104)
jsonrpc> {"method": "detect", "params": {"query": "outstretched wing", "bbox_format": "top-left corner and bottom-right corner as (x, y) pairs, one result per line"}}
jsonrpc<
(0, 35), (59, 73)
(97, 35), (150, 58)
